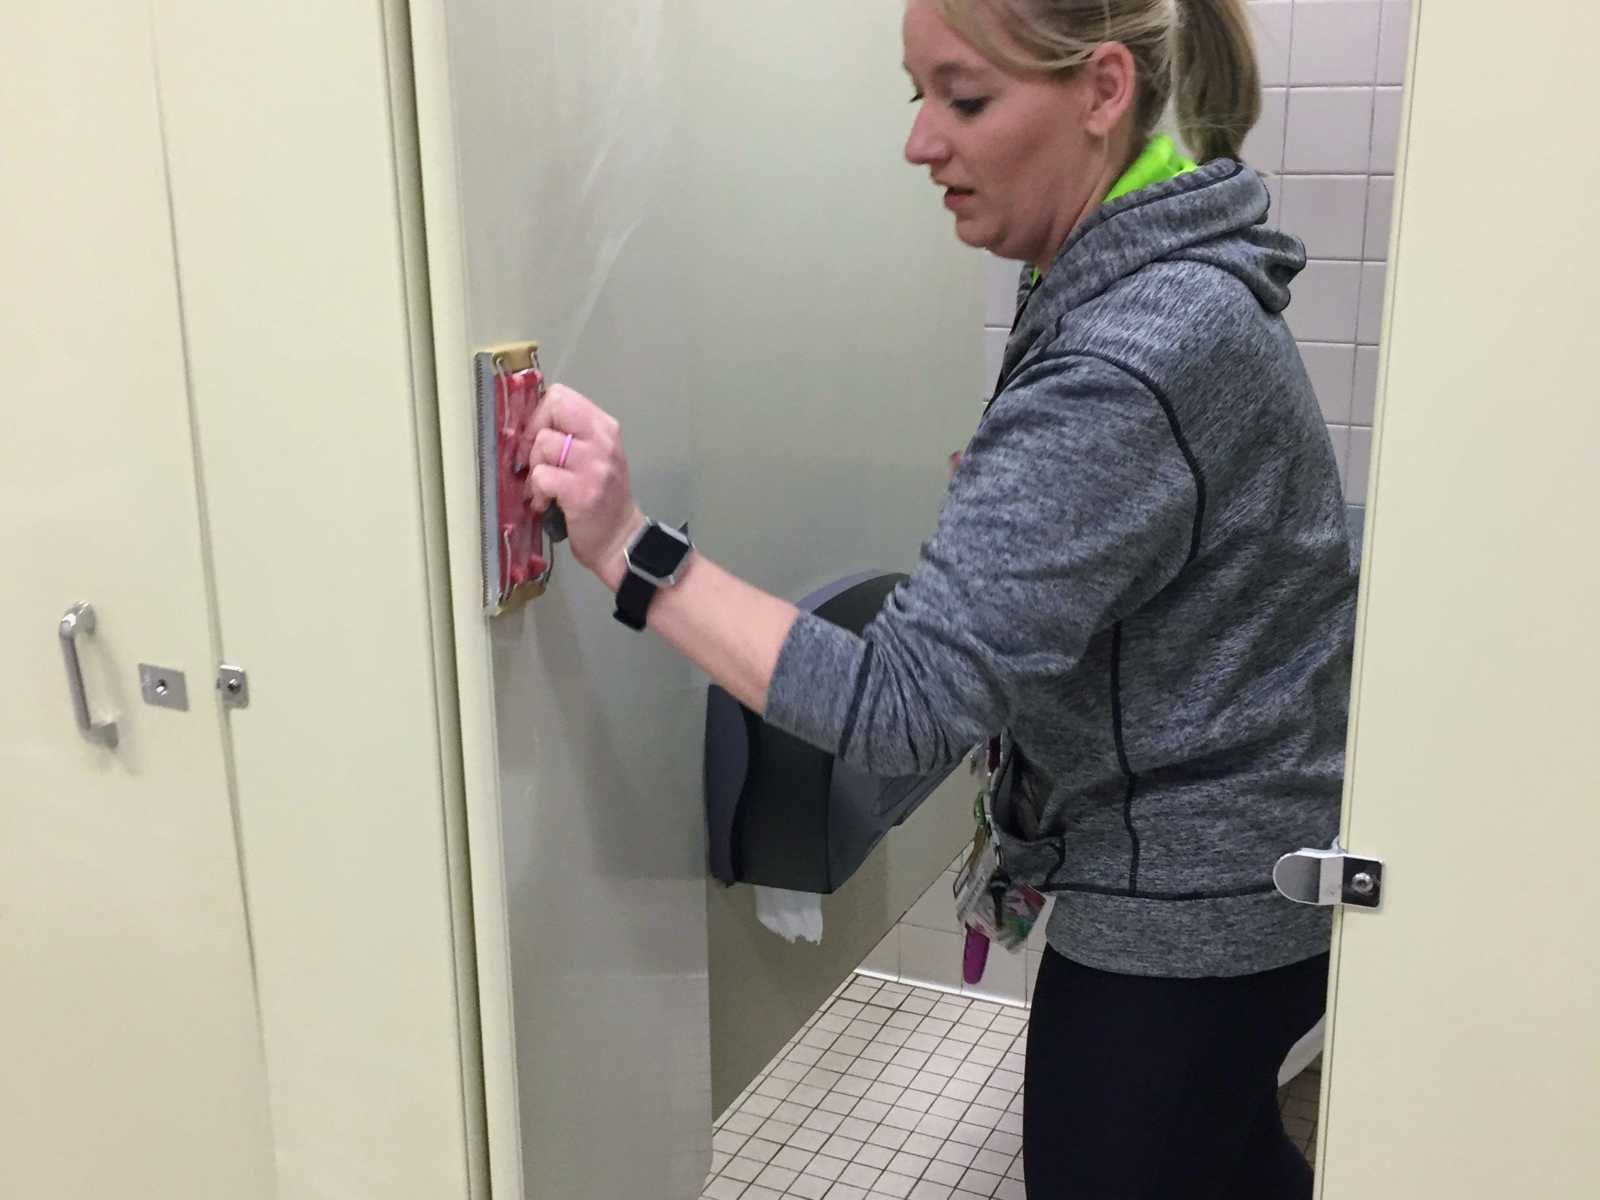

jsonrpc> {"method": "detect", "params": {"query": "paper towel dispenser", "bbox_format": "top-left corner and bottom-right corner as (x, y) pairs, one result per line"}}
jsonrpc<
(704, 571), (960, 893)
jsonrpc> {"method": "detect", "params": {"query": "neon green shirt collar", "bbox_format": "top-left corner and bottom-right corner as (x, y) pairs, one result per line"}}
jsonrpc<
(1104, 133), (1198, 205)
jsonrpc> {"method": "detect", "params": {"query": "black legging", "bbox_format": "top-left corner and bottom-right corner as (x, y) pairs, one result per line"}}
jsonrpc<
(1024, 947), (1328, 1199)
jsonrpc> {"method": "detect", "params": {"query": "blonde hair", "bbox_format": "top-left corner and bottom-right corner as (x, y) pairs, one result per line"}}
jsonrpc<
(932, 0), (1261, 163)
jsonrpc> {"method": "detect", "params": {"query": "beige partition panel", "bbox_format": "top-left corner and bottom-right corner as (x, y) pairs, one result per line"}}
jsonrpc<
(0, 7), (277, 1195)
(410, 1), (981, 1195)
(147, 2), (484, 1196)
(1319, 1), (1600, 1195)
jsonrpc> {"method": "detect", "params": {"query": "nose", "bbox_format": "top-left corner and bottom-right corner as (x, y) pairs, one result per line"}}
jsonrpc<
(904, 102), (948, 169)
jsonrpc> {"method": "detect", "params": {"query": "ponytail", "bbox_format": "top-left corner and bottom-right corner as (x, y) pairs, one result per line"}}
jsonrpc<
(935, 1), (1264, 164)
(1173, 0), (1261, 162)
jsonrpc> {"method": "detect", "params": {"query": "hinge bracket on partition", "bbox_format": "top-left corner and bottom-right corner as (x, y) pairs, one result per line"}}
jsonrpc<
(217, 665), (250, 709)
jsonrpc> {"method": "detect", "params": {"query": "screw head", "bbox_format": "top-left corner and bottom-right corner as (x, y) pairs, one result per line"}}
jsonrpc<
(226, 678), (242, 693)
(1350, 871), (1377, 897)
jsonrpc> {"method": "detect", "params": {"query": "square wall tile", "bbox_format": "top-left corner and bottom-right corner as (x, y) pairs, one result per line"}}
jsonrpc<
(1289, 1), (1381, 86)
(1370, 87), (1404, 174)
(984, 254), (1021, 327)
(1280, 175), (1368, 259)
(1348, 426), (1374, 503)
(963, 947), (1026, 1006)
(1286, 260), (1362, 342)
(1364, 176), (1395, 260)
(1298, 342), (1356, 424)
(900, 926), (965, 992)
(1377, 0), (1413, 85)
(861, 929), (899, 978)
(904, 873), (962, 935)
(1243, 88), (1287, 175)
(1250, 1), (1294, 88)
(983, 327), (1008, 398)
(1353, 345), (1380, 425)
(1285, 87), (1375, 173)
(1357, 262), (1387, 344)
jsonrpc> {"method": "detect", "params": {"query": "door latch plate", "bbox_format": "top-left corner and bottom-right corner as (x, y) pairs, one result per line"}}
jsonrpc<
(1273, 842), (1384, 909)
(138, 664), (189, 711)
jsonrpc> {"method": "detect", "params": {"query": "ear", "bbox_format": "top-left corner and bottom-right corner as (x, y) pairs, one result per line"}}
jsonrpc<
(1081, 41), (1138, 138)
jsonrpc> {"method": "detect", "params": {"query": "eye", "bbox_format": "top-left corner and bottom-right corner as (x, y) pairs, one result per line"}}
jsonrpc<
(952, 97), (989, 117)
(909, 89), (925, 104)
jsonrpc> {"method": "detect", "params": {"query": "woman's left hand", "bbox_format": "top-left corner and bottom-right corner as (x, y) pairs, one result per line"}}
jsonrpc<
(518, 383), (644, 590)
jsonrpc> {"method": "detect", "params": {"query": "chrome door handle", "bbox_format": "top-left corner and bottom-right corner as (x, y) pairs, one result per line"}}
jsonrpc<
(59, 602), (117, 747)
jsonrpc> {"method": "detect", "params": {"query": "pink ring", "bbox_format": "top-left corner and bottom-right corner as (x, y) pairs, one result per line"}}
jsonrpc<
(557, 432), (575, 469)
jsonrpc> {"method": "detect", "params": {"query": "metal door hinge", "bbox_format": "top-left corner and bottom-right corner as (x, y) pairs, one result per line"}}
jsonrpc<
(1273, 841), (1384, 910)
(216, 665), (249, 709)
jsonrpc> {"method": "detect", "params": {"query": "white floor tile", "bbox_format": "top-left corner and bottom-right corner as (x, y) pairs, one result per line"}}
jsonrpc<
(867, 1123), (910, 1151)
(840, 1161), (882, 1189)
(706, 981), (1040, 1200)
(959, 1167), (1002, 1196)
(924, 1156), (967, 1186)
(721, 1156), (763, 1183)
(935, 1140), (980, 1168)
(854, 1144), (895, 1170)
(970, 1148), (1012, 1176)
(806, 1154), (849, 1181)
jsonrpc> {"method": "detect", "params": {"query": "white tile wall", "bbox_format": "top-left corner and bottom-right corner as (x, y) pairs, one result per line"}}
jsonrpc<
(1285, 88), (1375, 173)
(1288, 1), (1381, 86)
(862, 850), (1042, 1009)
(1280, 175), (1368, 258)
(1370, 87), (1404, 173)
(1260, 0), (1406, 500)
(1376, 0), (1413, 85)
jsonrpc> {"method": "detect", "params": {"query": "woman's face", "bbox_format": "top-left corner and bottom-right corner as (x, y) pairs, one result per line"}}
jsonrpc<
(902, 0), (1128, 268)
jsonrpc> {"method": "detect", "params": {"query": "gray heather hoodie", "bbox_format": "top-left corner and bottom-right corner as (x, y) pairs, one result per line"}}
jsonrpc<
(766, 159), (1358, 978)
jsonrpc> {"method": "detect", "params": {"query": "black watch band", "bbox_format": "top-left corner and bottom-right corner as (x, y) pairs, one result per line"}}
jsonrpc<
(613, 519), (693, 631)
(613, 570), (656, 631)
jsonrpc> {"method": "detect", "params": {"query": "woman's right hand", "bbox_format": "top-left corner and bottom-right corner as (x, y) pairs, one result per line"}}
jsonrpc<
(950, 451), (963, 478)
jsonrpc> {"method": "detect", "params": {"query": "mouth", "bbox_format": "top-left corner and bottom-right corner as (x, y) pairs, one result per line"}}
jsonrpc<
(941, 185), (975, 212)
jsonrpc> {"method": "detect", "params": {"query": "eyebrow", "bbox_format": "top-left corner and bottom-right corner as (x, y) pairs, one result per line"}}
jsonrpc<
(903, 61), (985, 81)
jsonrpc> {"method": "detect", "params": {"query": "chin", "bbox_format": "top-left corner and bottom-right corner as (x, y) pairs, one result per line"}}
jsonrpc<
(952, 217), (994, 252)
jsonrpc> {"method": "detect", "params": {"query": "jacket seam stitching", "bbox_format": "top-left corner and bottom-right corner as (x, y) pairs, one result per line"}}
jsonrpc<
(836, 641), (875, 762)
(1110, 622), (1141, 896)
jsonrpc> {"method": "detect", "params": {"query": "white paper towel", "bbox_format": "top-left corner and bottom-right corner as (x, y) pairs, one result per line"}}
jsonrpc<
(755, 887), (824, 944)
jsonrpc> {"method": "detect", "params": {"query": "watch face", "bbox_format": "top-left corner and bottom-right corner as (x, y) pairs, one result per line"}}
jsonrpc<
(630, 524), (691, 579)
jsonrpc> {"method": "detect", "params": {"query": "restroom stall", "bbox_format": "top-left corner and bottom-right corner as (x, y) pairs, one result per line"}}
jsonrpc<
(4, 1), (976, 1197)
(4, 1), (1599, 1199)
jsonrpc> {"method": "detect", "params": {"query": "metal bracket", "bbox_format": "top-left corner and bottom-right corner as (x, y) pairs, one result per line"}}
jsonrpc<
(138, 664), (190, 711)
(216, 665), (249, 709)
(1273, 841), (1384, 910)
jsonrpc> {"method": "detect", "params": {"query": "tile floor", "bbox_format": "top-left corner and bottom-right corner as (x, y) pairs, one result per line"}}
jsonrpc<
(703, 974), (1321, 1200)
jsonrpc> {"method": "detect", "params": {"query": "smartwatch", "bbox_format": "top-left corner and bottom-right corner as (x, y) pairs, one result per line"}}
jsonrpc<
(614, 518), (694, 631)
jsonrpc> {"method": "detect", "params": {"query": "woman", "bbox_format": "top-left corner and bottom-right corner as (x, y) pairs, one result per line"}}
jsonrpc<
(520, 0), (1355, 1195)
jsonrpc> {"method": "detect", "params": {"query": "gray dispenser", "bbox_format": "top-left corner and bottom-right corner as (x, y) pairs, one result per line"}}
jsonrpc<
(704, 571), (960, 893)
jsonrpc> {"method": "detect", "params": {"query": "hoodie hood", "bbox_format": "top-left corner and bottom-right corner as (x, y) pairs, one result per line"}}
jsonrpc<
(1001, 160), (1306, 390)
